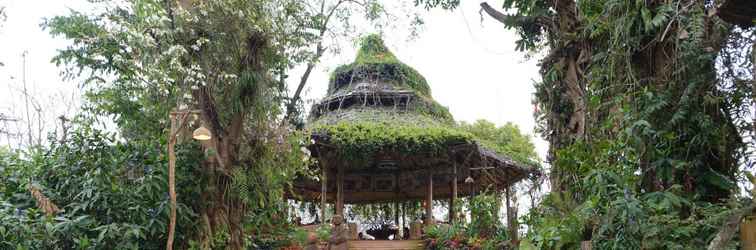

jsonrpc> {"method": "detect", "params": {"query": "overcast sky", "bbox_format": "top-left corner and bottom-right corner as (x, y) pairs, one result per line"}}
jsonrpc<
(0, 0), (547, 161)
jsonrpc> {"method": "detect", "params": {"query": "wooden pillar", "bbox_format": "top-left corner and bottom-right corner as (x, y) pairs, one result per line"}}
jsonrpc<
(167, 115), (178, 250)
(580, 241), (592, 250)
(449, 164), (457, 223)
(336, 165), (344, 216)
(394, 201), (400, 226)
(742, 216), (756, 250)
(425, 170), (433, 225)
(401, 202), (406, 234)
(283, 196), (289, 221)
(394, 201), (400, 240)
(394, 173), (400, 228)
(320, 165), (327, 223)
(505, 186), (518, 247)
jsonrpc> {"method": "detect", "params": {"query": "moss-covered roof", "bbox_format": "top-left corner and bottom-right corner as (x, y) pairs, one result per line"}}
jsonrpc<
(309, 34), (463, 160)
(327, 34), (431, 96)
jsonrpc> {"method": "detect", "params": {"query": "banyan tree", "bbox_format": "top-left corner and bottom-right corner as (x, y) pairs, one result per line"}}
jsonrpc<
(289, 34), (537, 239)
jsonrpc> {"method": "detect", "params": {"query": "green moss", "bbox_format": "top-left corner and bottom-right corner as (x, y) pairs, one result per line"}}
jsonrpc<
(414, 96), (453, 122)
(327, 34), (431, 96)
(311, 121), (473, 162)
(354, 34), (399, 64)
(309, 101), (453, 127)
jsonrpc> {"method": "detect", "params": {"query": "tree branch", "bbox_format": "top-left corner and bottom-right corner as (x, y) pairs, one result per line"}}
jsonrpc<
(708, 201), (756, 250)
(284, 0), (348, 124)
(480, 2), (509, 24)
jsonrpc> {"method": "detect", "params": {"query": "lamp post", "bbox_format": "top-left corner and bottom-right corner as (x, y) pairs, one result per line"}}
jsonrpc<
(167, 109), (210, 250)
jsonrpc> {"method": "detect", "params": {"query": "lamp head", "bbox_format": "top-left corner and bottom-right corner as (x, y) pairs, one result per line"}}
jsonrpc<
(465, 176), (474, 184)
(192, 125), (212, 141)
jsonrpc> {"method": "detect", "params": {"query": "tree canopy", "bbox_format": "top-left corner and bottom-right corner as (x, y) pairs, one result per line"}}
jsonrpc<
(0, 0), (754, 249)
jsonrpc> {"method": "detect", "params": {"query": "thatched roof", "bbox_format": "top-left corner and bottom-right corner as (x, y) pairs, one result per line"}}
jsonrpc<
(289, 35), (538, 204)
(327, 34), (433, 97)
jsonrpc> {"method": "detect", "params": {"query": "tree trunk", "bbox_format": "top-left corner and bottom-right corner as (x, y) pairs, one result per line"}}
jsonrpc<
(190, 31), (269, 250)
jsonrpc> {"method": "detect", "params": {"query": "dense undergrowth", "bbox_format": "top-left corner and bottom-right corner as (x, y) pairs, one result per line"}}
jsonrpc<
(0, 124), (202, 249)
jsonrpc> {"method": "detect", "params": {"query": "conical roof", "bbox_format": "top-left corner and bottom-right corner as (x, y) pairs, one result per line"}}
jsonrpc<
(292, 35), (536, 204)
(309, 34), (453, 126)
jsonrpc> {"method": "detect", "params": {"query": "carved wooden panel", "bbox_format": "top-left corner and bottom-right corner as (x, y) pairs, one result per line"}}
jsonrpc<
(373, 175), (395, 192)
(344, 175), (371, 192)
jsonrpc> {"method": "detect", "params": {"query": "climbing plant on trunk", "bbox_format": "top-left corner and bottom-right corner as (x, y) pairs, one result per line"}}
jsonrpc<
(46, 0), (321, 248)
(419, 0), (754, 247)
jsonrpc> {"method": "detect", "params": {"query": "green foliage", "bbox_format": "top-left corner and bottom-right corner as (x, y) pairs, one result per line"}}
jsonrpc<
(424, 196), (510, 250)
(0, 123), (202, 249)
(311, 120), (472, 162)
(421, 190), (512, 250)
(467, 193), (501, 237)
(459, 120), (540, 167)
(354, 34), (400, 64)
(328, 34), (432, 96)
(525, 139), (741, 249)
(413, 0), (460, 10)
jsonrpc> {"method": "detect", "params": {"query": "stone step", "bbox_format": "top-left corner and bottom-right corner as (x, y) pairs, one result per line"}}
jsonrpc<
(347, 240), (423, 250)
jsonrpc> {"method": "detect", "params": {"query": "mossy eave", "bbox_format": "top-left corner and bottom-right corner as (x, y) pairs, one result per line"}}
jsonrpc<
(309, 120), (474, 163)
(307, 107), (537, 172)
(308, 93), (454, 124)
(309, 106), (452, 128)
(328, 62), (431, 96)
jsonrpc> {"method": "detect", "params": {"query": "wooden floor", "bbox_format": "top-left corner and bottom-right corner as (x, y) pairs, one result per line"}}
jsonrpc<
(347, 240), (424, 250)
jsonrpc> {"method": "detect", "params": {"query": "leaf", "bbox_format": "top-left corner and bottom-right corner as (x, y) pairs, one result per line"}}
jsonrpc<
(702, 168), (736, 191)
(641, 7), (653, 31)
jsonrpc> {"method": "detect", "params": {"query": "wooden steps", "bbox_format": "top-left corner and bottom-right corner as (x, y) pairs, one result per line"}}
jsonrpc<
(347, 240), (423, 250)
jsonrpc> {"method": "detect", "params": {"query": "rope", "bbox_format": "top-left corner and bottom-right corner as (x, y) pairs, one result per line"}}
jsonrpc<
(458, 1), (515, 56)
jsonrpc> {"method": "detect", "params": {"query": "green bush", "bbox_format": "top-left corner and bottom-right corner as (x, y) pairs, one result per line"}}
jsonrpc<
(0, 124), (204, 249)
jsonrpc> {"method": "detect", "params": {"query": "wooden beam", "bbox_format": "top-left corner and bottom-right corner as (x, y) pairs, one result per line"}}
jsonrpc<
(470, 166), (495, 170)
(425, 170), (433, 226)
(336, 164), (344, 216)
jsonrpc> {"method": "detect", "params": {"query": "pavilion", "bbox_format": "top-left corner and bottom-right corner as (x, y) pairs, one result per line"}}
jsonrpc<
(289, 34), (537, 242)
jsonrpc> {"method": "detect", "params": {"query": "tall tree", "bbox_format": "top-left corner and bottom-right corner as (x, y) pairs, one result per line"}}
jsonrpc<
(420, 0), (754, 247)
(46, 0), (362, 248)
